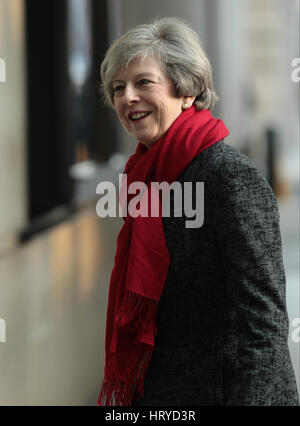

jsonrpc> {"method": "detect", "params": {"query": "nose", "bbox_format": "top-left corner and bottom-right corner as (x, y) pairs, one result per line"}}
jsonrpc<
(122, 83), (140, 105)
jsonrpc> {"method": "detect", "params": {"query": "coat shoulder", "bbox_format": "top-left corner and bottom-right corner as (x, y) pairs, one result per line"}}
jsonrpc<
(188, 140), (266, 182)
(184, 140), (276, 202)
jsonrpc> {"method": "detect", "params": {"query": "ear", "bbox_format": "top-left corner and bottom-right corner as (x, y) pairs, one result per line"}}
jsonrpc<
(184, 95), (196, 104)
(182, 95), (196, 110)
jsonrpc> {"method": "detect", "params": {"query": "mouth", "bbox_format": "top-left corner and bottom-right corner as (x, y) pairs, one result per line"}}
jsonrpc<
(128, 111), (152, 122)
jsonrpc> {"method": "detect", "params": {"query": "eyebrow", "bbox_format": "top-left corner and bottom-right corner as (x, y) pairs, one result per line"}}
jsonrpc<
(112, 72), (158, 84)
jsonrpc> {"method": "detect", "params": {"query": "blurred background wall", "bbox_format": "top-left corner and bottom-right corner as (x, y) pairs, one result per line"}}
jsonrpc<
(0, 0), (27, 255)
(0, 0), (299, 405)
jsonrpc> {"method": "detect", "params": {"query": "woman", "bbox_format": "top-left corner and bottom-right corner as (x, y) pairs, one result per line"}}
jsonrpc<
(97, 17), (299, 406)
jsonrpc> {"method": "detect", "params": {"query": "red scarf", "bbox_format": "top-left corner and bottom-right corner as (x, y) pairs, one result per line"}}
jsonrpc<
(97, 106), (229, 406)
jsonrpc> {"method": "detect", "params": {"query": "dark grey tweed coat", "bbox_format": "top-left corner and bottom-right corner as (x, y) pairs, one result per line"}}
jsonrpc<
(133, 140), (299, 406)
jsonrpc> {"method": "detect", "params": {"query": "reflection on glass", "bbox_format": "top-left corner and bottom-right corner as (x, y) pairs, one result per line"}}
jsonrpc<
(67, 0), (96, 181)
(67, 0), (91, 94)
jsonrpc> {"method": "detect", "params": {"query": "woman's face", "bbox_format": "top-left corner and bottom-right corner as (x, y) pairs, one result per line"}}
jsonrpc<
(112, 56), (186, 148)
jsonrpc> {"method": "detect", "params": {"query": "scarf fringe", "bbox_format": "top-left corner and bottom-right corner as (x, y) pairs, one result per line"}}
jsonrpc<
(97, 291), (157, 406)
(115, 290), (158, 334)
(97, 344), (153, 406)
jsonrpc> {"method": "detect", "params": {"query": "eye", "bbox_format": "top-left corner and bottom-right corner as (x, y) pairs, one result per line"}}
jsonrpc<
(113, 85), (125, 95)
(138, 79), (152, 85)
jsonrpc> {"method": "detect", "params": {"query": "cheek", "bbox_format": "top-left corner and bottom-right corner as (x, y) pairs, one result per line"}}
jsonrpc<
(157, 102), (173, 125)
(115, 106), (127, 126)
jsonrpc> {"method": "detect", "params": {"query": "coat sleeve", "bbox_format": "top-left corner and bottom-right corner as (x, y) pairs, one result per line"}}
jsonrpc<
(211, 152), (292, 405)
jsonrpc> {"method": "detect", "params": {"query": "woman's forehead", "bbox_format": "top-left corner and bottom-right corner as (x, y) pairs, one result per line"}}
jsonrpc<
(113, 56), (165, 81)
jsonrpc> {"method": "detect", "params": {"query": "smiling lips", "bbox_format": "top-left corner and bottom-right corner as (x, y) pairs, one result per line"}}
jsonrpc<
(129, 111), (152, 121)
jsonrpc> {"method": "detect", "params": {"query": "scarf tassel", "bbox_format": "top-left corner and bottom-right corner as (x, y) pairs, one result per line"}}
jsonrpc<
(97, 344), (154, 406)
(97, 291), (157, 406)
(115, 290), (158, 334)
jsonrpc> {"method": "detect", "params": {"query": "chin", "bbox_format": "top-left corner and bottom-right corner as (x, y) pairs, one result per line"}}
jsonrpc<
(134, 134), (157, 147)
(140, 137), (158, 148)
